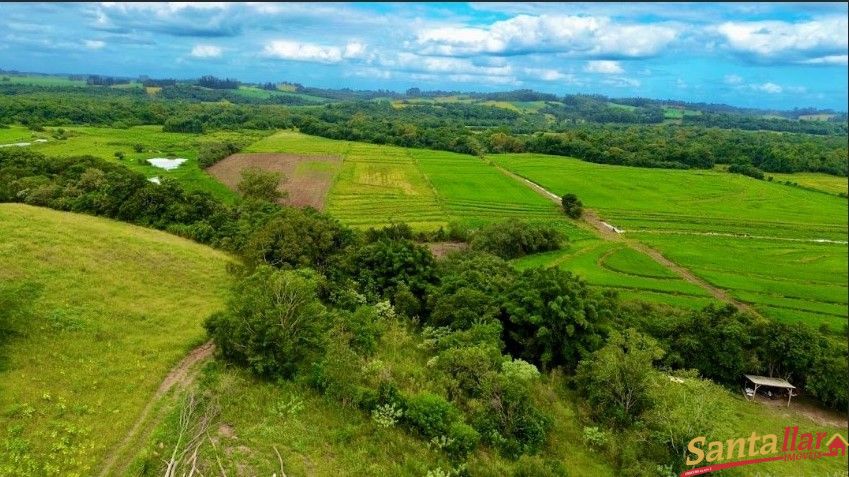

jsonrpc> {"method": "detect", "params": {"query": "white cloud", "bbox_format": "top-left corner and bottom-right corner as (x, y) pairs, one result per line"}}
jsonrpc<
(522, 67), (583, 83)
(414, 15), (678, 58)
(190, 44), (222, 58)
(100, 2), (229, 15)
(714, 16), (848, 63)
(723, 74), (743, 84)
(603, 76), (640, 88)
(752, 82), (783, 93)
(800, 54), (848, 65)
(390, 53), (512, 77)
(263, 39), (368, 63)
(584, 60), (623, 74)
(343, 41), (368, 60)
(85, 40), (105, 50)
(263, 40), (343, 63)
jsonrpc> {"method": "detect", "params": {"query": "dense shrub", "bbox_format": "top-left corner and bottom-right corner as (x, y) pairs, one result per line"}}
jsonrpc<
(204, 266), (328, 378)
(364, 222), (414, 242)
(470, 219), (564, 259)
(197, 141), (239, 168)
(348, 239), (437, 301)
(242, 207), (354, 270)
(473, 372), (551, 458)
(501, 267), (614, 371)
(728, 163), (765, 179)
(237, 167), (284, 202)
(560, 193), (583, 219)
(576, 329), (664, 427)
(162, 116), (203, 133)
(405, 392), (459, 438)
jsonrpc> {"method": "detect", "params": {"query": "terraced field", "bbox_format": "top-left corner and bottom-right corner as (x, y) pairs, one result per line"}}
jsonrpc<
(239, 131), (718, 311)
(493, 153), (849, 330)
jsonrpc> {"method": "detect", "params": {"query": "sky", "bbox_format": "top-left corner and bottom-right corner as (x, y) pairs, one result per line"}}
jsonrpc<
(1, 2), (847, 110)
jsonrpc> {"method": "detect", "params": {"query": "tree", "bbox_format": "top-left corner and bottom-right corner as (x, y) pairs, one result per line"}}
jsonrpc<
(470, 219), (563, 259)
(348, 239), (437, 301)
(576, 329), (664, 427)
(666, 304), (759, 384)
(500, 267), (614, 371)
(561, 193), (583, 219)
(644, 371), (733, 472)
(241, 207), (354, 270)
(237, 167), (284, 202)
(205, 265), (328, 378)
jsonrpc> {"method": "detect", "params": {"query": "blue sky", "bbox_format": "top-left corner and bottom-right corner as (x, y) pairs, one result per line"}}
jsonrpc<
(1, 2), (847, 110)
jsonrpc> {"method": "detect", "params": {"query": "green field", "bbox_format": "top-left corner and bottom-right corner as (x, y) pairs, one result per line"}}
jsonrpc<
(768, 171), (849, 196)
(0, 74), (86, 87)
(2, 125), (271, 202)
(239, 131), (722, 311)
(0, 204), (233, 476)
(492, 153), (849, 330)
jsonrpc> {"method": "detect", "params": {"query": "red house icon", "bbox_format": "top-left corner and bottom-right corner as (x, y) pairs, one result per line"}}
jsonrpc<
(826, 433), (848, 457)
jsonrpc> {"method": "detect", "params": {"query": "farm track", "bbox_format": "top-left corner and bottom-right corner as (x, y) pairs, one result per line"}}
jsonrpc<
(625, 229), (849, 245)
(493, 164), (761, 315)
(98, 341), (216, 477)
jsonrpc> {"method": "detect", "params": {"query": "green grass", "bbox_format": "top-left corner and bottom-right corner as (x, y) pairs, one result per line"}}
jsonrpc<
(513, 240), (715, 309)
(0, 204), (234, 476)
(133, 329), (846, 477)
(133, 321), (617, 477)
(768, 172), (848, 196)
(6, 125), (272, 203)
(493, 153), (848, 329)
(234, 86), (329, 103)
(242, 131), (746, 312)
(0, 74), (86, 87)
(328, 143), (447, 229)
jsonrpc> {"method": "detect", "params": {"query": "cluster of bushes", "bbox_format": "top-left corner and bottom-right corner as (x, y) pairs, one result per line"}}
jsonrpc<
(728, 163), (765, 179)
(561, 193), (583, 219)
(204, 218), (617, 465)
(469, 219), (563, 259)
(197, 141), (240, 168)
(624, 303), (848, 409)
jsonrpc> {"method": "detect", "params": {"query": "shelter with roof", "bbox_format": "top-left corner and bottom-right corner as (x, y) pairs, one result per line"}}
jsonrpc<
(743, 374), (797, 406)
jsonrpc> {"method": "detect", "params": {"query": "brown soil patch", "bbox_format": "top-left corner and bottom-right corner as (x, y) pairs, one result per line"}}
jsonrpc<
(207, 153), (342, 210)
(426, 241), (469, 259)
(752, 394), (848, 429)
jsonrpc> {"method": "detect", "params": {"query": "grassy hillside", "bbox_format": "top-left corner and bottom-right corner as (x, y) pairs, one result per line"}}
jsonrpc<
(493, 153), (848, 331)
(0, 204), (233, 476)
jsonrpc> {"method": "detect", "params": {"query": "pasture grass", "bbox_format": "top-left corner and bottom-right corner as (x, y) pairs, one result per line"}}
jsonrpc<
(768, 172), (848, 196)
(0, 74), (85, 87)
(493, 153), (848, 329)
(7, 125), (271, 203)
(0, 204), (233, 476)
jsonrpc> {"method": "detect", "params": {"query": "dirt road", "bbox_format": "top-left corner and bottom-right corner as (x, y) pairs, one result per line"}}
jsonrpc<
(98, 341), (216, 477)
(494, 164), (760, 315)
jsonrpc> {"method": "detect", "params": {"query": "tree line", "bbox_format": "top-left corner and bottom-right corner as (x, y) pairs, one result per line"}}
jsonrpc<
(1, 84), (846, 175)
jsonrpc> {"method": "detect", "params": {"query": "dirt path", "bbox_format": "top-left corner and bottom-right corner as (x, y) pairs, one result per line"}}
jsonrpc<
(98, 341), (216, 477)
(494, 164), (760, 315)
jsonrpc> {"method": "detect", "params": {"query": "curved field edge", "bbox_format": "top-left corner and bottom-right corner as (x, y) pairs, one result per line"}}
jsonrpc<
(0, 204), (233, 476)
